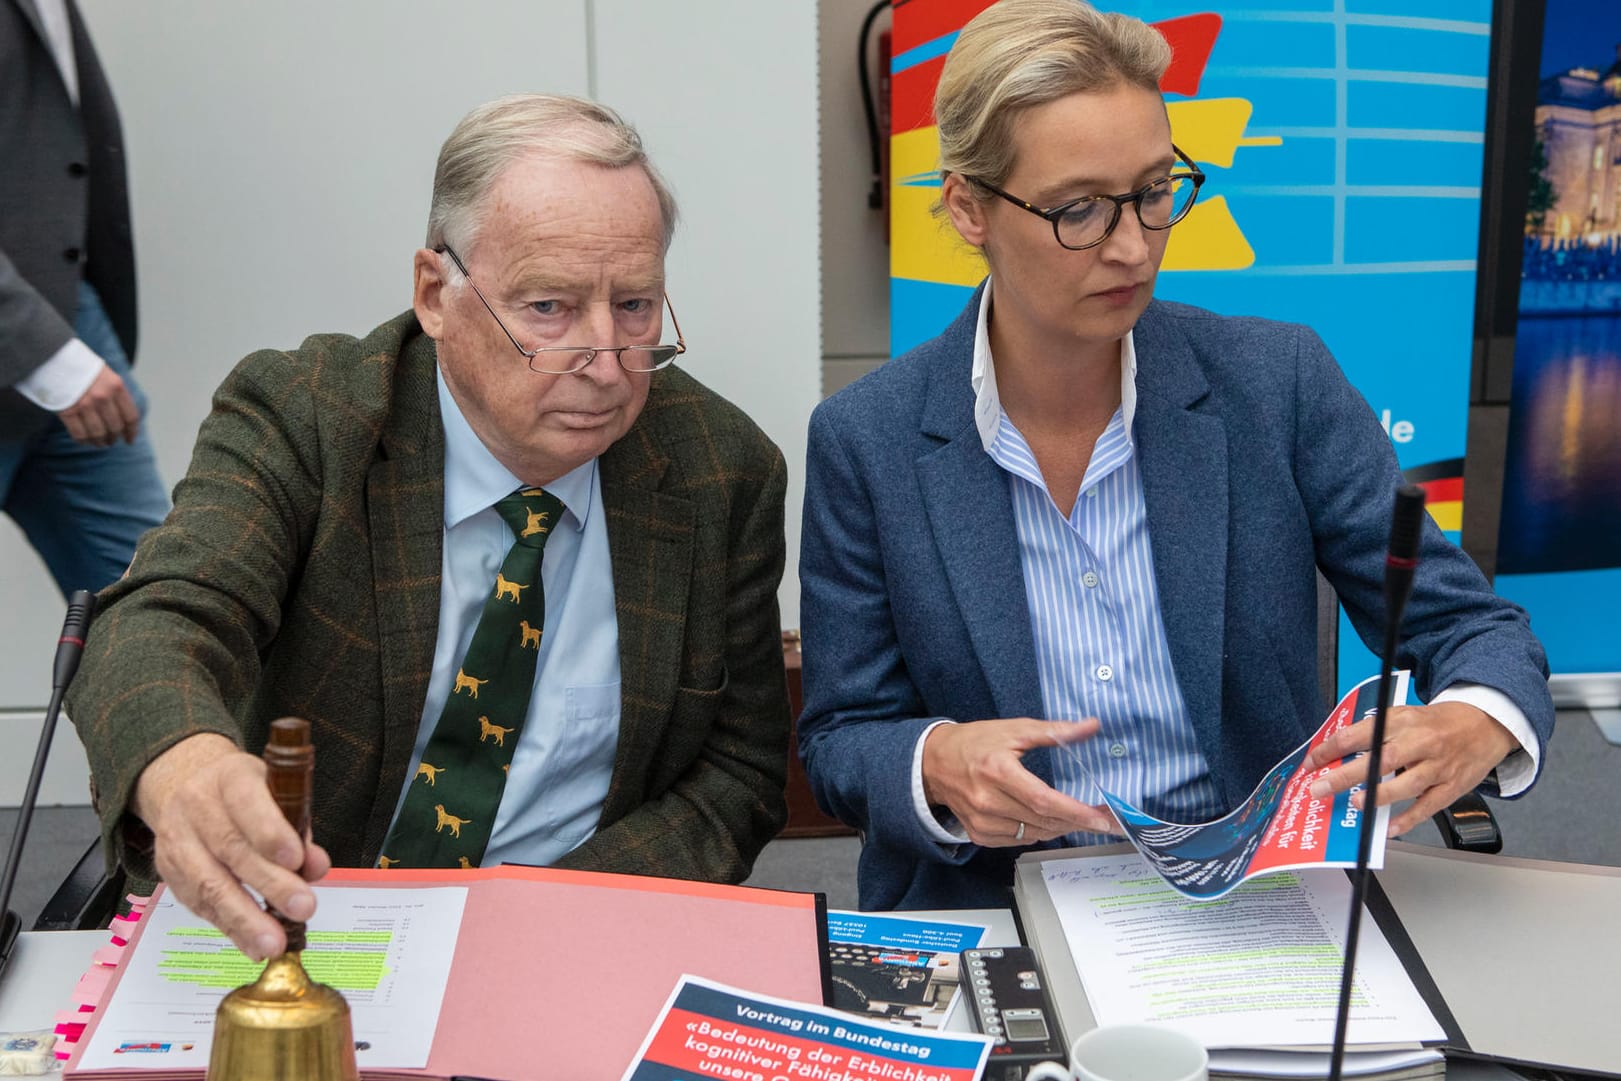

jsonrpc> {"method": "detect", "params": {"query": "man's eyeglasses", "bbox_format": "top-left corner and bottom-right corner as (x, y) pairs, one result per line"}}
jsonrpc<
(964, 145), (1205, 251)
(437, 244), (686, 375)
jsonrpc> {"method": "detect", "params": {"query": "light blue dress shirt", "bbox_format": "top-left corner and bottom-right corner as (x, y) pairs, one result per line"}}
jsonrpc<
(385, 370), (621, 867)
(983, 351), (1225, 834)
(974, 288), (1224, 835)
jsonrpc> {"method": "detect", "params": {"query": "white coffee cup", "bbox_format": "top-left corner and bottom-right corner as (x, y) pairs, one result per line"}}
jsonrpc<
(1024, 1023), (1208, 1081)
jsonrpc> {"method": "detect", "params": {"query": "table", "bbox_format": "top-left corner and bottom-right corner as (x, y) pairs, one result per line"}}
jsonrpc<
(0, 920), (1536, 1079)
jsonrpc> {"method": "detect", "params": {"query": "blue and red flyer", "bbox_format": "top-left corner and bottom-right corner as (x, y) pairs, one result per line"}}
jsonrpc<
(621, 976), (992, 1081)
(1084, 672), (1408, 899)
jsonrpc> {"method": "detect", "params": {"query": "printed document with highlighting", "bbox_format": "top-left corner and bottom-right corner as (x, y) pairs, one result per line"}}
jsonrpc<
(73, 885), (466, 1071)
(1039, 852), (1444, 1050)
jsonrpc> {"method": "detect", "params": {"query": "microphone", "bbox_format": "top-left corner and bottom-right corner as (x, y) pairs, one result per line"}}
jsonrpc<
(0, 589), (98, 982)
(1327, 486), (1425, 1081)
(52, 590), (96, 692)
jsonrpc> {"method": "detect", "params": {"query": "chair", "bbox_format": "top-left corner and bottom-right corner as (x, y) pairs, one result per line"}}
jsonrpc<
(34, 835), (125, 931)
(1316, 571), (1502, 855)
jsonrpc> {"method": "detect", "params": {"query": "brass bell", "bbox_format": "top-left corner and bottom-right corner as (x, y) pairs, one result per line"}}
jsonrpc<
(208, 953), (357, 1081)
(208, 719), (359, 1081)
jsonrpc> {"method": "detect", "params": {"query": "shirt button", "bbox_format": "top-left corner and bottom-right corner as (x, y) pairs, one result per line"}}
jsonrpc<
(1085, 487), (1099, 499)
(67, 161), (88, 177)
(62, 246), (82, 263)
(1082, 571), (1100, 588)
(1109, 743), (1127, 758)
(1096, 664), (1113, 682)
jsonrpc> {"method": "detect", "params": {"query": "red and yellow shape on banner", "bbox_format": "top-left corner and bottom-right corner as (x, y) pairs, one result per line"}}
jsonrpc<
(1403, 461), (1466, 535)
(889, 5), (1281, 288)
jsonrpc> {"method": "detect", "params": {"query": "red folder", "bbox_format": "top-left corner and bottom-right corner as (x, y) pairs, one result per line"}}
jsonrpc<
(64, 865), (829, 1081)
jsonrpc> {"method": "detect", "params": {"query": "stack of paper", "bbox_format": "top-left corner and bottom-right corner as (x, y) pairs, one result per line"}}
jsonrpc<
(1018, 851), (1445, 1081)
(53, 898), (153, 1064)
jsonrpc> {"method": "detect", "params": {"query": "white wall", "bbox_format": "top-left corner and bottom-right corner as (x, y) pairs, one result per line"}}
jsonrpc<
(0, 0), (819, 803)
(592, 0), (820, 629)
(820, 0), (892, 396)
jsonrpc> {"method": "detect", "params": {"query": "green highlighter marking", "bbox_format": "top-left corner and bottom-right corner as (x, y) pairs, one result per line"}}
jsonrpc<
(158, 927), (393, 990)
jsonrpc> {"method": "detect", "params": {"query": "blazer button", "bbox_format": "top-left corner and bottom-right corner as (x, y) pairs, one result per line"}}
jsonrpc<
(67, 161), (89, 177)
(63, 246), (83, 263)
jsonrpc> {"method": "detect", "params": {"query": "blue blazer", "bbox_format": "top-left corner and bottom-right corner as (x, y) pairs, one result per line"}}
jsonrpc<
(797, 289), (1554, 911)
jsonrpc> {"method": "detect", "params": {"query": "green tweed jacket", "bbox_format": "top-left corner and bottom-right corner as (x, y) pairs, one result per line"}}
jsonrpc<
(67, 311), (790, 884)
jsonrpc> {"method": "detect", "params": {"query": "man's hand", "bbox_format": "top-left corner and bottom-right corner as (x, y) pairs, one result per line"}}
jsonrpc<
(922, 718), (1117, 846)
(58, 362), (141, 447)
(132, 732), (331, 960)
(1304, 702), (1517, 836)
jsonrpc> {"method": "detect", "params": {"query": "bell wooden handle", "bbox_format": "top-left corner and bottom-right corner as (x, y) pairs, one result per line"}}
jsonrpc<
(263, 717), (314, 952)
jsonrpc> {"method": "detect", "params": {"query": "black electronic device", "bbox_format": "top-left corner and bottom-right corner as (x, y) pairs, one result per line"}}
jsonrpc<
(0, 590), (97, 983)
(958, 946), (1065, 1080)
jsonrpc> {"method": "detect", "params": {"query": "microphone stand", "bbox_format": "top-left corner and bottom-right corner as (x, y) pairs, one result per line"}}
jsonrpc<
(0, 590), (97, 979)
(1326, 487), (1425, 1081)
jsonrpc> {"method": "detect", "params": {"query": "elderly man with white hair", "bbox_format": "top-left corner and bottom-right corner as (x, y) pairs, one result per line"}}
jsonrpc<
(68, 94), (791, 958)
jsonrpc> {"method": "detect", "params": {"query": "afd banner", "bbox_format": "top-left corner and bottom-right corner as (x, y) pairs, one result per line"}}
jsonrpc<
(1493, 0), (1621, 683)
(890, 0), (1493, 692)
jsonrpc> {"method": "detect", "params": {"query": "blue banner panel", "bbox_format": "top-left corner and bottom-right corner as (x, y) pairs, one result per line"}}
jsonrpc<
(1495, 571), (1621, 675)
(1493, 0), (1621, 679)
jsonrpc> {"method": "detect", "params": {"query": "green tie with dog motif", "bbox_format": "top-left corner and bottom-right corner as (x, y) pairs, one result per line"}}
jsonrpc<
(379, 487), (565, 868)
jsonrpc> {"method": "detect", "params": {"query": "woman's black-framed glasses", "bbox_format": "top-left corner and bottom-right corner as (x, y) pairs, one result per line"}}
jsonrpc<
(437, 244), (686, 375)
(966, 145), (1205, 251)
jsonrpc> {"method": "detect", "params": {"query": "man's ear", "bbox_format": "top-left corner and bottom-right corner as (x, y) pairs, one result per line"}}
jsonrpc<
(941, 173), (990, 249)
(412, 248), (448, 338)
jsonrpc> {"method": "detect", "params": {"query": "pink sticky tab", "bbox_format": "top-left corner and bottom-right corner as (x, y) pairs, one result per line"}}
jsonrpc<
(110, 915), (138, 939)
(92, 944), (123, 966)
(72, 964), (114, 1003)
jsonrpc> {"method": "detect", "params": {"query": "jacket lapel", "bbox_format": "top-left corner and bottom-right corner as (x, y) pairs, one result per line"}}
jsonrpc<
(10, 0), (48, 51)
(1131, 303), (1229, 758)
(361, 332), (447, 854)
(598, 406), (693, 823)
(12, 0), (76, 104)
(915, 291), (1044, 728)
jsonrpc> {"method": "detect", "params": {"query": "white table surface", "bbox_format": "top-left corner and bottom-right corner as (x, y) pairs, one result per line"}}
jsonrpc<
(0, 929), (104, 1032)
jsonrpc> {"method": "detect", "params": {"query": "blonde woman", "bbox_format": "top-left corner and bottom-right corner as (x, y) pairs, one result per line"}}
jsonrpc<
(798, 0), (1551, 910)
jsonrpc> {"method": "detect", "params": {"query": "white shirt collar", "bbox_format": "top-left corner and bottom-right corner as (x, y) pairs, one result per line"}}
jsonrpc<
(32, 0), (79, 105)
(436, 365), (594, 532)
(969, 277), (1138, 452)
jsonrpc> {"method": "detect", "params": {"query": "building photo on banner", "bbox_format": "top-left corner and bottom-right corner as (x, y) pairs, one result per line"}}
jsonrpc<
(890, 0), (1554, 696)
(1493, 0), (1621, 702)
